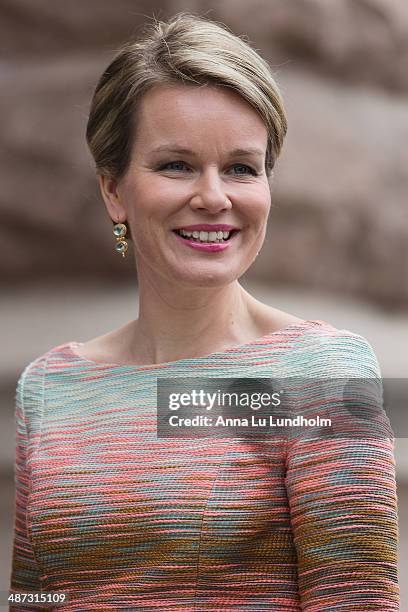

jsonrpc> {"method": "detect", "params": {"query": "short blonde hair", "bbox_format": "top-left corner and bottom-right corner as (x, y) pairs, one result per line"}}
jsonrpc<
(86, 12), (287, 181)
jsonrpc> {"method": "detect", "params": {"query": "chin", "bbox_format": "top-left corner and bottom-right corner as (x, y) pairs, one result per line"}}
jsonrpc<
(172, 266), (238, 288)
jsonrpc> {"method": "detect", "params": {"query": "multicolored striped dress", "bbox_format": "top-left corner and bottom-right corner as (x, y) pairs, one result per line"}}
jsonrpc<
(9, 320), (399, 610)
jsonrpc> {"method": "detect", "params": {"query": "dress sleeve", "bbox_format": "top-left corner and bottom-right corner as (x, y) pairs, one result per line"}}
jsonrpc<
(9, 363), (44, 610)
(284, 336), (399, 610)
(285, 436), (399, 610)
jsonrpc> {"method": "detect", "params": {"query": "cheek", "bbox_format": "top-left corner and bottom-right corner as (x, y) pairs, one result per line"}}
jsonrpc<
(245, 196), (271, 229)
(242, 187), (271, 222)
(244, 187), (270, 242)
(121, 191), (159, 228)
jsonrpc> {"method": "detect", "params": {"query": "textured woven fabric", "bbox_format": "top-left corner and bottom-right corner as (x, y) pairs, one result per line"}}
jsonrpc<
(9, 320), (399, 610)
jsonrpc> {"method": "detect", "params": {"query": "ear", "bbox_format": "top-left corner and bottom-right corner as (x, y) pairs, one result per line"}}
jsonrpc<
(98, 174), (127, 223)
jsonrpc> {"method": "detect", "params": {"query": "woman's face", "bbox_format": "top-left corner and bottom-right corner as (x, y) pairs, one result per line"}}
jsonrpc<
(101, 82), (271, 287)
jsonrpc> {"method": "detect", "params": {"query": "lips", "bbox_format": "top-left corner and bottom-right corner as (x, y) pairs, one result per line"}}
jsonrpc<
(173, 229), (239, 240)
(172, 227), (240, 252)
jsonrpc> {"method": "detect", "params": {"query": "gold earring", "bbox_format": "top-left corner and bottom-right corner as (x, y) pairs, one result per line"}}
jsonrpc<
(113, 222), (128, 258)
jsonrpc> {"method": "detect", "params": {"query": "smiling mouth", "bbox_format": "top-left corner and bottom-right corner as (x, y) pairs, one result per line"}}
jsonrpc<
(173, 229), (239, 243)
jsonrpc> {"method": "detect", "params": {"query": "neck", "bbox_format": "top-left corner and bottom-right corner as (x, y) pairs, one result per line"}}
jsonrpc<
(129, 273), (261, 364)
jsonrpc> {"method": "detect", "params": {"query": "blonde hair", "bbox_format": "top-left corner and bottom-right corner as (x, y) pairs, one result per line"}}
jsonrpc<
(86, 12), (287, 182)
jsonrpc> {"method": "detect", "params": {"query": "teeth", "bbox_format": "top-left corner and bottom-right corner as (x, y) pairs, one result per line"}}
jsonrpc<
(178, 228), (232, 242)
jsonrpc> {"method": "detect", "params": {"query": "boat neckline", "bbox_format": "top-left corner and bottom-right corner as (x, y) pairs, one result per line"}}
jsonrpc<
(63, 319), (329, 370)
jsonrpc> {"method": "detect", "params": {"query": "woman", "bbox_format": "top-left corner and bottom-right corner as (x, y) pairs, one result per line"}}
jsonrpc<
(10, 13), (399, 611)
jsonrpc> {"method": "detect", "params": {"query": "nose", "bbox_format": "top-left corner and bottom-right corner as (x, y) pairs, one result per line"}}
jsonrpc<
(188, 168), (232, 213)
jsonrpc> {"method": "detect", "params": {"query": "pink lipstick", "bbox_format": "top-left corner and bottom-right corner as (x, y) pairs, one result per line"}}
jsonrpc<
(172, 229), (240, 252)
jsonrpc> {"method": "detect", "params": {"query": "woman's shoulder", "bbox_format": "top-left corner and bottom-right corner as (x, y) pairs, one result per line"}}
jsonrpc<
(297, 320), (381, 378)
(248, 302), (378, 365)
(17, 319), (134, 377)
(255, 303), (379, 369)
(16, 340), (83, 391)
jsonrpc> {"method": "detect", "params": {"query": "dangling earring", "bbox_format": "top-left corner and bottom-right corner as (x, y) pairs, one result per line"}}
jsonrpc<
(113, 222), (128, 258)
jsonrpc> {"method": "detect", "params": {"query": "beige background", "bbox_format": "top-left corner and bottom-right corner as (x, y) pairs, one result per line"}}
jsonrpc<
(1, 1), (407, 608)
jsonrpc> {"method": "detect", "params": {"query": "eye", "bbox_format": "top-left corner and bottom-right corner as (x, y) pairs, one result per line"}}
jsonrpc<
(230, 164), (257, 176)
(158, 161), (189, 172)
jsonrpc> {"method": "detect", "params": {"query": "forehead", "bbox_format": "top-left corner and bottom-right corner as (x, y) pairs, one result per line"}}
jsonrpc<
(134, 82), (268, 153)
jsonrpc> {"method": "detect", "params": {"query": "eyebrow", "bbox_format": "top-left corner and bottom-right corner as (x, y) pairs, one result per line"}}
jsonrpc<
(149, 145), (265, 158)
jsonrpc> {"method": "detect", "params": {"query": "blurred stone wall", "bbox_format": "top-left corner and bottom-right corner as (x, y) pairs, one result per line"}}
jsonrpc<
(1, 0), (407, 307)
